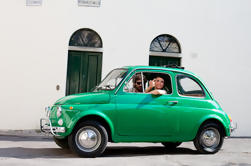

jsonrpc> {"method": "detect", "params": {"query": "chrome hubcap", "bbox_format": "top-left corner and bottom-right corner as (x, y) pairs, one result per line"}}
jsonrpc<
(201, 127), (220, 148)
(76, 126), (101, 152)
(79, 129), (97, 148)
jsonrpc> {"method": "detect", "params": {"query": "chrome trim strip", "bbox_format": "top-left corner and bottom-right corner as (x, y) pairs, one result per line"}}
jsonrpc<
(141, 72), (145, 92)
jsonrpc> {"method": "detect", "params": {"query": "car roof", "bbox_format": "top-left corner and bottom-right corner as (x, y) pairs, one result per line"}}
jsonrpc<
(121, 65), (196, 76)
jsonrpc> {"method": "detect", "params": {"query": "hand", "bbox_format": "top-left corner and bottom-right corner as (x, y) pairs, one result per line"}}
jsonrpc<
(149, 80), (155, 88)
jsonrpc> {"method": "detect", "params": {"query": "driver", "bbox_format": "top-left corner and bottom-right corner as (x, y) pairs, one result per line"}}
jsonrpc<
(130, 73), (146, 93)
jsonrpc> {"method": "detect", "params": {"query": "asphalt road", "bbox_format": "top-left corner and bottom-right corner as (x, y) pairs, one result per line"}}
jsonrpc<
(0, 135), (251, 166)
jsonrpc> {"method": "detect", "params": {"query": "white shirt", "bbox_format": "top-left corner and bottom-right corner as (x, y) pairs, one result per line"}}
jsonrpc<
(157, 90), (167, 94)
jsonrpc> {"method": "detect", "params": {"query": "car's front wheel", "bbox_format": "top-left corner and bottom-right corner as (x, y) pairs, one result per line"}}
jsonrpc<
(68, 121), (108, 157)
(193, 123), (224, 154)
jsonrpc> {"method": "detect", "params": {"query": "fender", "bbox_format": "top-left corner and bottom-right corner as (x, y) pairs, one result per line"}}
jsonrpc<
(192, 114), (230, 139)
(65, 110), (115, 138)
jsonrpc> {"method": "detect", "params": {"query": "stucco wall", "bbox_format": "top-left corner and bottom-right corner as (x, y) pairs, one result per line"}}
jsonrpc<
(0, 0), (250, 136)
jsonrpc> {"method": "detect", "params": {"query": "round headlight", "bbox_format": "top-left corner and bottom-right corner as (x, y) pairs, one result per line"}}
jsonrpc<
(57, 106), (62, 117)
(58, 119), (63, 126)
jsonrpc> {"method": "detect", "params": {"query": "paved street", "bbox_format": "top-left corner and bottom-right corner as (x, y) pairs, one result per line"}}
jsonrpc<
(0, 134), (251, 166)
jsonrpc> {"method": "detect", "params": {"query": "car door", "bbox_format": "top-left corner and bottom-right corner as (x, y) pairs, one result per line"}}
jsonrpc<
(115, 70), (180, 137)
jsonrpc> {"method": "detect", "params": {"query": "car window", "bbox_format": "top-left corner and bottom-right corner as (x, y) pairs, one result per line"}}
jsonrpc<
(124, 71), (172, 95)
(143, 72), (172, 94)
(95, 69), (128, 91)
(176, 75), (205, 97)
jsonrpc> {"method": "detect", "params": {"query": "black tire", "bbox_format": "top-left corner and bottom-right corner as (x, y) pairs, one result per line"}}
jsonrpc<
(68, 121), (108, 157)
(161, 142), (182, 150)
(193, 122), (224, 154)
(53, 136), (69, 149)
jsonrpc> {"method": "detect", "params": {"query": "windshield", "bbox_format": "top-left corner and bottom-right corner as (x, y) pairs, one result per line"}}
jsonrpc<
(94, 69), (128, 91)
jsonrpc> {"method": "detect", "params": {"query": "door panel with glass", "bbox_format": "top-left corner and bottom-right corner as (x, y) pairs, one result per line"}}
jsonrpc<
(116, 71), (179, 136)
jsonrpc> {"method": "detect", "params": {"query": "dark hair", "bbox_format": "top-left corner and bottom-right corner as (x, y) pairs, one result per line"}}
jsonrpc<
(155, 76), (164, 81)
(133, 73), (146, 83)
(155, 74), (164, 79)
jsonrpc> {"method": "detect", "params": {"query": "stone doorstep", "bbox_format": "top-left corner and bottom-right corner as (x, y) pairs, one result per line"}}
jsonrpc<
(0, 129), (52, 138)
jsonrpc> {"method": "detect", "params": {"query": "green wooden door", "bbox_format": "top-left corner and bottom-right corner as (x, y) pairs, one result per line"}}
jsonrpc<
(66, 51), (102, 95)
(149, 56), (181, 66)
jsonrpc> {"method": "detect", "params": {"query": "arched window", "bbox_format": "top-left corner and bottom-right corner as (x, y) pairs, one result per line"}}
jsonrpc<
(149, 34), (182, 67)
(69, 28), (102, 48)
(150, 34), (181, 53)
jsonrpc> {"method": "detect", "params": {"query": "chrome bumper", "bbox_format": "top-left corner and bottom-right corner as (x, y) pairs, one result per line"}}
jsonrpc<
(230, 122), (237, 133)
(40, 118), (65, 136)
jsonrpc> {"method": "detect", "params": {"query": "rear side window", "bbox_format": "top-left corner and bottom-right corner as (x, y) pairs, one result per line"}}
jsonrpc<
(176, 75), (205, 97)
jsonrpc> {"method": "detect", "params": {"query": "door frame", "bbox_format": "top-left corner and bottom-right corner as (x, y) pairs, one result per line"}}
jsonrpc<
(66, 49), (102, 95)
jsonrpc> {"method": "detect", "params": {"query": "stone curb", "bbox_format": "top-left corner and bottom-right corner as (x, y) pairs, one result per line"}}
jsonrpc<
(0, 129), (52, 138)
(0, 130), (250, 139)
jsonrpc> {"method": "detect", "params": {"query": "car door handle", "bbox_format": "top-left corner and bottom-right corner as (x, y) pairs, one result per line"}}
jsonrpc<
(168, 101), (178, 105)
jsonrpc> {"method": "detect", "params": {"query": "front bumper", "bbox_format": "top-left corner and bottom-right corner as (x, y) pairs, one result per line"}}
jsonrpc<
(230, 121), (237, 133)
(40, 118), (65, 136)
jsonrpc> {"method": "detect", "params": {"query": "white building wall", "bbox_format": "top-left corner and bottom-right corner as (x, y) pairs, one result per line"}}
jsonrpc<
(0, 0), (250, 136)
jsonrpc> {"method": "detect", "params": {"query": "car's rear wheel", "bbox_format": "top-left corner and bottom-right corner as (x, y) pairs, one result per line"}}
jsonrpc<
(161, 142), (182, 150)
(193, 122), (224, 154)
(53, 136), (69, 149)
(68, 121), (108, 157)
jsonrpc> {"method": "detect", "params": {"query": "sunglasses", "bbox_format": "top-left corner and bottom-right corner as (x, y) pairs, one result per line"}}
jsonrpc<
(136, 81), (142, 85)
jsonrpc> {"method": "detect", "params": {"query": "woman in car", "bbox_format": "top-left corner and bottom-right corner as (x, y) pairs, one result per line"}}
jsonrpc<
(144, 76), (167, 95)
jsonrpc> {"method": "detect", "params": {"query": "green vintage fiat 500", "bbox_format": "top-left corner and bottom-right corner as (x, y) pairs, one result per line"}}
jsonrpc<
(40, 65), (235, 157)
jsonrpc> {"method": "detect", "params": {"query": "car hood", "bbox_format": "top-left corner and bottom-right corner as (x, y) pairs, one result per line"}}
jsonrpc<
(54, 92), (110, 105)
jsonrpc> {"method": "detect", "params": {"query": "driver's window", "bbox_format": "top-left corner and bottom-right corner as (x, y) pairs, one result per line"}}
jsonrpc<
(123, 72), (145, 93)
(143, 72), (172, 95)
(123, 72), (172, 95)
